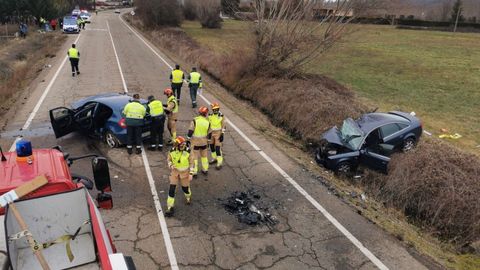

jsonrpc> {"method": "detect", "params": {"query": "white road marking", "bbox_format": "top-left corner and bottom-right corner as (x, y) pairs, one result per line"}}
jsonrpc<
(9, 34), (82, 152)
(106, 21), (128, 93)
(107, 18), (179, 270)
(120, 14), (390, 270)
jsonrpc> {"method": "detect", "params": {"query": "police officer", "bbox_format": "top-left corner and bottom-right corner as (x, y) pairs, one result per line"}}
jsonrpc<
(187, 67), (202, 108)
(164, 88), (178, 145)
(122, 94), (146, 155)
(187, 106), (210, 176)
(208, 103), (226, 169)
(67, 44), (80, 77)
(170, 64), (184, 103)
(165, 136), (194, 217)
(147, 95), (165, 151)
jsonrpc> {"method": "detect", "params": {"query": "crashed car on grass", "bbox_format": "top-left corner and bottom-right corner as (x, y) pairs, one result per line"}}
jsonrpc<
(315, 111), (422, 174)
(50, 93), (151, 148)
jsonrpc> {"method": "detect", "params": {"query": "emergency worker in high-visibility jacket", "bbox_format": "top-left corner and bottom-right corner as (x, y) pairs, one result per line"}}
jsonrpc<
(147, 95), (165, 151)
(163, 88), (178, 145)
(208, 103), (226, 169)
(122, 94), (146, 155)
(170, 64), (185, 103)
(67, 44), (80, 77)
(187, 106), (211, 176)
(165, 136), (194, 217)
(187, 67), (202, 108)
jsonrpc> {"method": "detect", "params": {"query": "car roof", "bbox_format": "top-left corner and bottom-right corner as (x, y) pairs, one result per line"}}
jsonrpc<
(71, 93), (147, 110)
(355, 112), (411, 133)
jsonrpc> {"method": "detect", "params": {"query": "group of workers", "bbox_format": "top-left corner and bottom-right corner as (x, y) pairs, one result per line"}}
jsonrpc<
(122, 65), (226, 217)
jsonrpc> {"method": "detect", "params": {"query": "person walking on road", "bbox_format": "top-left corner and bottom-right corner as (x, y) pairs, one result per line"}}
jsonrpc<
(187, 106), (211, 177)
(170, 64), (184, 104)
(164, 88), (178, 145)
(188, 67), (202, 108)
(208, 103), (226, 169)
(122, 94), (146, 155)
(68, 44), (80, 77)
(165, 136), (194, 217)
(147, 95), (165, 151)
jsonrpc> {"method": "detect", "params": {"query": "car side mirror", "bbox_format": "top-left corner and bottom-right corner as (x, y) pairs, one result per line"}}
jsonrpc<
(92, 157), (111, 192)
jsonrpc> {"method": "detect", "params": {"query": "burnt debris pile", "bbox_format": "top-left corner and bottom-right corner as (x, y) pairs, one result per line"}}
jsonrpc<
(221, 190), (278, 229)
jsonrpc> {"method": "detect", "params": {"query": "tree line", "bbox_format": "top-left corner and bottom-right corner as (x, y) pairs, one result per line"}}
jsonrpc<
(0, 0), (93, 24)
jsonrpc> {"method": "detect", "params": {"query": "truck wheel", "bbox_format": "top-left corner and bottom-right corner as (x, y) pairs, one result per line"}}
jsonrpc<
(104, 131), (120, 148)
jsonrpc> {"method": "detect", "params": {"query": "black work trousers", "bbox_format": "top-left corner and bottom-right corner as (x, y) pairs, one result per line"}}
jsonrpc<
(70, 58), (79, 74)
(189, 84), (199, 107)
(150, 115), (165, 147)
(127, 126), (142, 148)
(171, 82), (183, 101)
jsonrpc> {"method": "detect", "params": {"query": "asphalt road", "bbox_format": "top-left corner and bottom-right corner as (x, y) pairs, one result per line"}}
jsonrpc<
(0, 11), (433, 270)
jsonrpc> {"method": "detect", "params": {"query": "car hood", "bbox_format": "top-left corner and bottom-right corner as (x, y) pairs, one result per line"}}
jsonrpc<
(322, 127), (344, 146)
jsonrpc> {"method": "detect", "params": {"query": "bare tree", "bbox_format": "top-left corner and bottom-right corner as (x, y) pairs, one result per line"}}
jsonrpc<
(252, 0), (379, 77)
(440, 0), (453, 21)
(197, 0), (223, 28)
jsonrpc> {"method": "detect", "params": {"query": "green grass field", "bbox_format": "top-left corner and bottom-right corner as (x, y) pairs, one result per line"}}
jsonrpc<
(182, 20), (480, 152)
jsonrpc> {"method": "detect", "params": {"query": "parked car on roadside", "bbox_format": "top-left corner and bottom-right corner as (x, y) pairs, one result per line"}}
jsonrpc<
(49, 93), (152, 148)
(315, 111), (422, 174)
(80, 12), (91, 23)
(62, 16), (80, 33)
(72, 9), (81, 16)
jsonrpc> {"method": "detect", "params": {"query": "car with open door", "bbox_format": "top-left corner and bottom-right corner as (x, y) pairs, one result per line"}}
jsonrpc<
(315, 111), (422, 174)
(49, 93), (152, 148)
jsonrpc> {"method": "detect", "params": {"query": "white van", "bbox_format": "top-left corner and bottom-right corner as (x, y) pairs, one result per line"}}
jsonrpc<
(63, 16), (79, 33)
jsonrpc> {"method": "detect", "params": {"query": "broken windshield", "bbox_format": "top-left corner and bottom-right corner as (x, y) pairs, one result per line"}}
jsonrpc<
(340, 118), (364, 150)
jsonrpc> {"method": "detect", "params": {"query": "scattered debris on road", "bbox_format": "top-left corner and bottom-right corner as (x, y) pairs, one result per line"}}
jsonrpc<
(221, 190), (278, 231)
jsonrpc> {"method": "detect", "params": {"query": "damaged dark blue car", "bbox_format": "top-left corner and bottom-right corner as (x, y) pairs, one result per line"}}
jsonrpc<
(315, 111), (422, 174)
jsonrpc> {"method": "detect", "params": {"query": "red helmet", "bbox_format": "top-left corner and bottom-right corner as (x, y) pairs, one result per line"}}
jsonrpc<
(164, 88), (173, 96)
(198, 106), (209, 116)
(211, 103), (220, 110)
(175, 136), (186, 146)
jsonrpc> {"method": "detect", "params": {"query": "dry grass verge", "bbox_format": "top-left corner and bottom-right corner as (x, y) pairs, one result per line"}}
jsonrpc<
(125, 15), (480, 256)
(0, 32), (66, 112)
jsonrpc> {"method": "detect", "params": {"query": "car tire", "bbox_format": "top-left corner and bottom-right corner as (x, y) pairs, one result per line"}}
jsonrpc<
(104, 130), (120, 148)
(402, 137), (416, 152)
(335, 161), (354, 176)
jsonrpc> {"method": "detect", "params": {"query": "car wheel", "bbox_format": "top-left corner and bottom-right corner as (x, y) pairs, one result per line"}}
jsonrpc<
(104, 130), (120, 148)
(402, 137), (416, 152)
(335, 162), (353, 176)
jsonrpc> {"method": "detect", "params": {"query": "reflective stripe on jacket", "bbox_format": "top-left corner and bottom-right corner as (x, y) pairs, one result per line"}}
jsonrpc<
(192, 116), (210, 138)
(68, 48), (79, 59)
(189, 72), (201, 84)
(169, 150), (191, 172)
(168, 95), (178, 113)
(171, 69), (184, 83)
(123, 101), (146, 119)
(148, 100), (164, 117)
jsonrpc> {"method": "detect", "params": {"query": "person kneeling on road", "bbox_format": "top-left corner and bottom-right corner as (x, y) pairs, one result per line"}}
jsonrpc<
(208, 103), (226, 169)
(122, 94), (146, 155)
(165, 136), (194, 217)
(163, 88), (178, 145)
(187, 106), (211, 177)
(147, 95), (165, 151)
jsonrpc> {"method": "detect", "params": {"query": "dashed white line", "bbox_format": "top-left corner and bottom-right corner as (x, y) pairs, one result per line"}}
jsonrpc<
(107, 18), (179, 270)
(9, 33), (82, 152)
(119, 13), (389, 270)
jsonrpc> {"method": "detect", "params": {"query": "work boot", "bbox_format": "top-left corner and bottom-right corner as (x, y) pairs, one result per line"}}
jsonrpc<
(216, 164), (222, 170)
(77, 71), (80, 75)
(127, 147), (133, 155)
(201, 170), (208, 175)
(158, 145), (163, 151)
(209, 159), (217, 164)
(148, 145), (156, 151)
(72, 72), (75, 77)
(136, 147), (142, 154)
(164, 207), (174, 217)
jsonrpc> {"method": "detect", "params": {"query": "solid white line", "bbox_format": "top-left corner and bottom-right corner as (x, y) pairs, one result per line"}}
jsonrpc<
(106, 21), (128, 93)
(120, 14), (389, 270)
(107, 18), (179, 270)
(9, 33), (82, 152)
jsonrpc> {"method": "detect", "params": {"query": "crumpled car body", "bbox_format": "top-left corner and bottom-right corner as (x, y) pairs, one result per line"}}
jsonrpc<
(315, 111), (422, 174)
